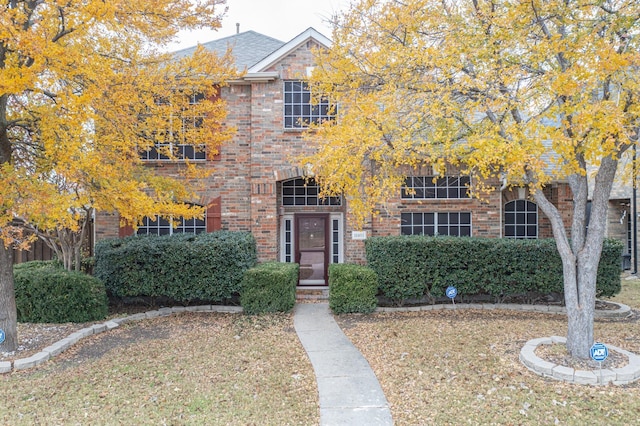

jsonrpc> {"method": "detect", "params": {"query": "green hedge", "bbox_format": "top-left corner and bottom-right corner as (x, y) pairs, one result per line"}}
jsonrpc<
(95, 231), (257, 303)
(329, 263), (378, 314)
(366, 236), (623, 305)
(14, 262), (108, 323)
(240, 262), (298, 314)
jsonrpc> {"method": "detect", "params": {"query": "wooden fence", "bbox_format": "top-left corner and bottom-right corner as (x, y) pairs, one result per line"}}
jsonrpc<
(12, 220), (94, 265)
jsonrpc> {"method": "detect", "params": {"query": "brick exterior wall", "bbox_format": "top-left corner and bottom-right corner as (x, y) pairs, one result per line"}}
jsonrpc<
(94, 34), (577, 269)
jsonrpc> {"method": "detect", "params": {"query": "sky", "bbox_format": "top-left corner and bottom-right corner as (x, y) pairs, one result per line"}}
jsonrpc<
(167, 0), (353, 51)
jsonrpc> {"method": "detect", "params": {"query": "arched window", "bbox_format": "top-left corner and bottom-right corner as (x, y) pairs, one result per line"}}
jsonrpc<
(281, 178), (341, 206)
(504, 200), (538, 239)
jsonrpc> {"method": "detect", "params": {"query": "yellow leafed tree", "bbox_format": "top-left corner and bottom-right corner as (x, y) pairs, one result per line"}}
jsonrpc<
(0, 0), (238, 351)
(306, 0), (640, 358)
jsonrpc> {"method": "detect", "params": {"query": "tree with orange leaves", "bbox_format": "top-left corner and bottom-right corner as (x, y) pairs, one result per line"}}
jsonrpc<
(307, 0), (640, 359)
(0, 0), (237, 351)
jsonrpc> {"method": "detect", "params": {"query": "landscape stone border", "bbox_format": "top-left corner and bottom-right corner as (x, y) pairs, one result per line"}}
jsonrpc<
(0, 305), (242, 374)
(376, 300), (632, 319)
(520, 336), (640, 386)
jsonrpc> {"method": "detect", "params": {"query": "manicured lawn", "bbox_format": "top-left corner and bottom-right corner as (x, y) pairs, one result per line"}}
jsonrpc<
(612, 274), (640, 309)
(2, 278), (639, 425)
(336, 278), (640, 425)
(1, 313), (318, 425)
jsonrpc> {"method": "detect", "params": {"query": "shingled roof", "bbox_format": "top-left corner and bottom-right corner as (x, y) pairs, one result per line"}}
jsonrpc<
(173, 30), (285, 70)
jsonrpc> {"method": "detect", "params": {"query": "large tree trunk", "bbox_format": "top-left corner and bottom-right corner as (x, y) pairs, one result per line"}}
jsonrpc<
(566, 261), (597, 357)
(533, 155), (617, 359)
(0, 243), (17, 352)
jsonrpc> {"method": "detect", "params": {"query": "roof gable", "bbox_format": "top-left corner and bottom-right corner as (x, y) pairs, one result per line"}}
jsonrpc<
(248, 27), (332, 73)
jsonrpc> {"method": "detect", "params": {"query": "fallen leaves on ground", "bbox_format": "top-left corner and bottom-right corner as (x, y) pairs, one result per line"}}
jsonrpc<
(335, 309), (640, 425)
(1, 313), (318, 426)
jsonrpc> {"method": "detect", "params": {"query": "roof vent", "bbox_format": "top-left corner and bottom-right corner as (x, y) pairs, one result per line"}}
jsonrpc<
(236, 23), (240, 34)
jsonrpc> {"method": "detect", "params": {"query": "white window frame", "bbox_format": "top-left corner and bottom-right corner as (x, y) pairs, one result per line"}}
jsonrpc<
(400, 212), (472, 237)
(504, 200), (538, 239)
(281, 178), (342, 206)
(281, 215), (295, 263)
(283, 80), (336, 129)
(140, 93), (207, 161)
(330, 213), (344, 264)
(402, 176), (471, 199)
(137, 214), (206, 236)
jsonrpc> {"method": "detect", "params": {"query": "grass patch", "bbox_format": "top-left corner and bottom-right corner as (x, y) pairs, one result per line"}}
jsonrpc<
(611, 275), (640, 309)
(1, 313), (317, 425)
(336, 309), (639, 425)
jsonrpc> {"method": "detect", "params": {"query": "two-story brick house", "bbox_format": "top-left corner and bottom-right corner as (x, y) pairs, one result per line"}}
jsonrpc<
(94, 28), (575, 286)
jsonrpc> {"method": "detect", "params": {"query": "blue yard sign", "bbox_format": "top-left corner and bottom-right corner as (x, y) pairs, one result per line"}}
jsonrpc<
(590, 342), (609, 362)
(0, 329), (5, 345)
(446, 286), (458, 300)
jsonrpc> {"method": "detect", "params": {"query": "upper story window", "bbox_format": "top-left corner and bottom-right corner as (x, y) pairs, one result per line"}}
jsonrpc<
(402, 176), (471, 199)
(284, 81), (336, 129)
(137, 214), (206, 236)
(140, 92), (207, 161)
(504, 200), (538, 239)
(281, 178), (341, 206)
(401, 212), (472, 236)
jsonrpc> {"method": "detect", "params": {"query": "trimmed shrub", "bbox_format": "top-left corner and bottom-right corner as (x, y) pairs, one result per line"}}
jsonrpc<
(95, 231), (257, 303)
(13, 260), (62, 271)
(597, 239), (624, 298)
(240, 262), (298, 314)
(329, 263), (378, 314)
(366, 236), (623, 305)
(14, 262), (108, 323)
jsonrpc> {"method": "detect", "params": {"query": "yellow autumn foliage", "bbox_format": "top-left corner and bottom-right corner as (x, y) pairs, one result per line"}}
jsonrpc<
(0, 0), (238, 243)
(306, 0), (640, 358)
(306, 0), (640, 227)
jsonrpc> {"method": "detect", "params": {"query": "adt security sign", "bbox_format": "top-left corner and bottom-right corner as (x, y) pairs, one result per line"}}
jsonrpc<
(446, 286), (457, 299)
(0, 329), (5, 345)
(590, 342), (609, 362)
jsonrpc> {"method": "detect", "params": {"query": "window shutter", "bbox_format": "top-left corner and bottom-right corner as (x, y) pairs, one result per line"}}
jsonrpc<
(119, 218), (134, 237)
(206, 197), (222, 232)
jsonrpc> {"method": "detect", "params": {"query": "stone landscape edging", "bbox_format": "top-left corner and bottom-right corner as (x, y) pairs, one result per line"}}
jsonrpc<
(0, 305), (243, 374)
(0, 301), (632, 374)
(375, 300), (632, 319)
(519, 336), (640, 386)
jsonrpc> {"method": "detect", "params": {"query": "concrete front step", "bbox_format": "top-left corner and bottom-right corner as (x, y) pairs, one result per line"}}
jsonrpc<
(296, 287), (330, 301)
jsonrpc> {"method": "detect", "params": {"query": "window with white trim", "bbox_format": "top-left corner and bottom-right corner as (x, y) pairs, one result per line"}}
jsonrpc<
(282, 178), (341, 206)
(330, 214), (343, 264)
(504, 200), (538, 239)
(140, 92), (207, 161)
(284, 81), (335, 129)
(137, 214), (206, 236)
(282, 216), (294, 263)
(402, 176), (471, 199)
(401, 212), (472, 236)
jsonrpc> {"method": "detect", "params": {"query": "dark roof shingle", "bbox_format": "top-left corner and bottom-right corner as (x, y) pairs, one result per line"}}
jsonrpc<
(173, 30), (285, 70)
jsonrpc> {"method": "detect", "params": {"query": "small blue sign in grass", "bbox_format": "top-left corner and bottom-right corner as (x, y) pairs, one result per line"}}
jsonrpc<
(446, 286), (458, 299)
(0, 329), (5, 345)
(590, 342), (609, 362)
(590, 342), (609, 384)
(446, 286), (457, 306)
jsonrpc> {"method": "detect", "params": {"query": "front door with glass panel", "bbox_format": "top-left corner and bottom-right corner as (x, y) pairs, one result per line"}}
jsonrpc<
(296, 215), (328, 286)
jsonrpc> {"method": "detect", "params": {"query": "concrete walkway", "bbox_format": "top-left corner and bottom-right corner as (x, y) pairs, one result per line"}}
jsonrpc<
(293, 303), (393, 426)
